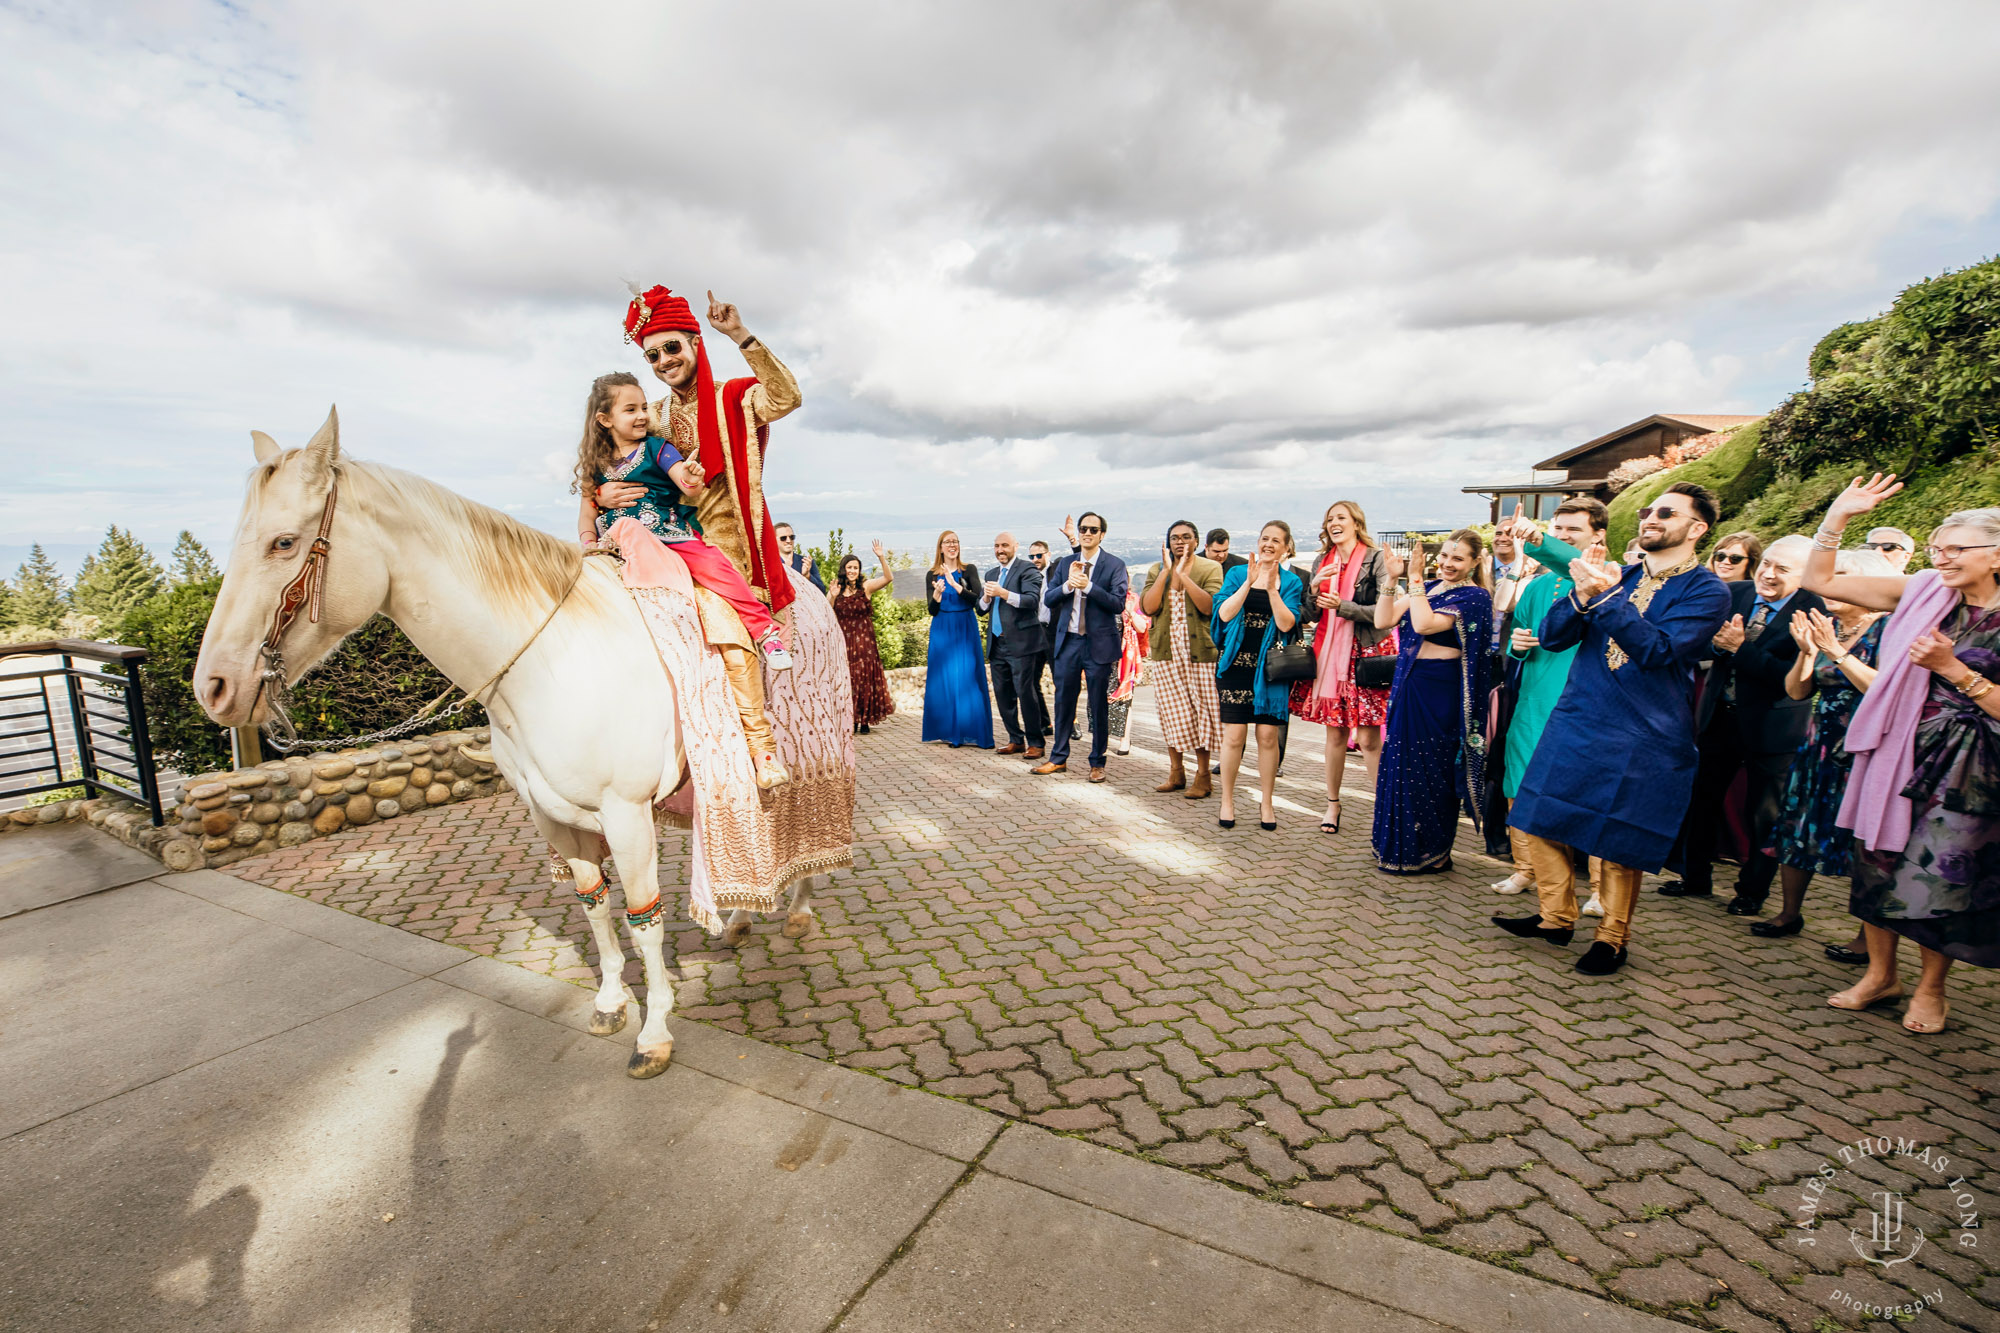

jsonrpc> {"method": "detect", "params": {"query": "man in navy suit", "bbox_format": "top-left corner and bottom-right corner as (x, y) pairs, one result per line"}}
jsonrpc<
(981, 531), (1049, 757)
(1032, 511), (1128, 782)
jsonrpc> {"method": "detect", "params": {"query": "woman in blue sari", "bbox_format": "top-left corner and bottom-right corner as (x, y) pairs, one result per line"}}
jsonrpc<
(922, 529), (995, 749)
(1212, 521), (1307, 830)
(1371, 530), (1494, 874)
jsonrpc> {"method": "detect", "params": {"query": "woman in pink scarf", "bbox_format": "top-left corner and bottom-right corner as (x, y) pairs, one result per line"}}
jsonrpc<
(1291, 501), (1395, 834)
(1803, 475), (2000, 1034)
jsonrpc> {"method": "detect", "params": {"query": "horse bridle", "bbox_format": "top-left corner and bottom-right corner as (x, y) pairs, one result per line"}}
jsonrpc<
(253, 479), (339, 748)
(248, 475), (607, 754)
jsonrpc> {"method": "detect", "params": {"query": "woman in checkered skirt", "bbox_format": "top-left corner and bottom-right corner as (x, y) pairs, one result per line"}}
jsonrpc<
(1138, 520), (1226, 798)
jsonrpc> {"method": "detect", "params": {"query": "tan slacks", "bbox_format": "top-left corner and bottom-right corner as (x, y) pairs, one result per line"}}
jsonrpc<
(1519, 831), (1640, 948)
(1507, 826), (1602, 893)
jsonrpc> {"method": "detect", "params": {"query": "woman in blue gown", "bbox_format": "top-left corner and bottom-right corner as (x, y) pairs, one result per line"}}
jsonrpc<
(1371, 531), (1494, 874)
(922, 529), (995, 749)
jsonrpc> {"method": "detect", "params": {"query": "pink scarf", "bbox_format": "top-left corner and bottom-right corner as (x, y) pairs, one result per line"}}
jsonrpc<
(1307, 544), (1366, 703)
(1838, 570), (1959, 853)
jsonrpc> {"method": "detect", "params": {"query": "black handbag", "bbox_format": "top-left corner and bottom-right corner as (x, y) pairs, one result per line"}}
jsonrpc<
(1264, 635), (1317, 684)
(1354, 653), (1397, 689)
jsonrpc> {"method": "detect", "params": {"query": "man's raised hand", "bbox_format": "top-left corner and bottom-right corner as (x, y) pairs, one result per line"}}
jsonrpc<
(706, 290), (748, 343)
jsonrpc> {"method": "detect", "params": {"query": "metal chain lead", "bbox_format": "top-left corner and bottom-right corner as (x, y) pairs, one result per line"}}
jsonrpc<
(256, 641), (479, 756)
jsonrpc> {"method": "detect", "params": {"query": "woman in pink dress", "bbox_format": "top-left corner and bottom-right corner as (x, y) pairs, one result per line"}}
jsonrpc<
(1290, 501), (1395, 834)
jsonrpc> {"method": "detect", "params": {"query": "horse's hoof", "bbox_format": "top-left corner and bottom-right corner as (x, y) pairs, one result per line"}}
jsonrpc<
(588, 1006), (628, 1036)
(782, 912), (814, 939)
(626, 1041), (673, 1079)
(723, 921), (752, 947)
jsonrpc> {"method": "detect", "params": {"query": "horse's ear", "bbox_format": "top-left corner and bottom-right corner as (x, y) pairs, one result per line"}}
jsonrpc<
(300, 405), (340, 481)
(251, 430), (282, 465)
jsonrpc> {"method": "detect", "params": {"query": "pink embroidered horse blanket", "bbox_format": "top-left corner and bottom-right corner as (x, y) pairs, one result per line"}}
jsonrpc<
(609, 519), (855, 931)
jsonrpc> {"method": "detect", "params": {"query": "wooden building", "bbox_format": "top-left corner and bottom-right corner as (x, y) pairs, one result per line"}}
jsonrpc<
(1464, 413), (1760, 524)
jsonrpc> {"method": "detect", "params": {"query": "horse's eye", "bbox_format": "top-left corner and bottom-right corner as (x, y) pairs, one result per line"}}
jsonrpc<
(272, 536), (297, 553)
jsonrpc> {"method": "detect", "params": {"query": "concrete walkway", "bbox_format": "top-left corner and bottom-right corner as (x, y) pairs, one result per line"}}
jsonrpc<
(0, 836), (1693, 1332)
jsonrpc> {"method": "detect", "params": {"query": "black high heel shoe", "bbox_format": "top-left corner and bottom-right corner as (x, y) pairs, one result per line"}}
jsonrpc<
(1320, 799), (1340, 835)
(1218, 805), (1236, 830)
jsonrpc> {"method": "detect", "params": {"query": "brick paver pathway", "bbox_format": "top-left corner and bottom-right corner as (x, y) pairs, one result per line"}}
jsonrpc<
(237, 689), (2000, 1330)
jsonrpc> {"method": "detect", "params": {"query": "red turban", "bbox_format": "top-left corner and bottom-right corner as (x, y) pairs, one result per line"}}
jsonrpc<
(618, 283), (795, 615)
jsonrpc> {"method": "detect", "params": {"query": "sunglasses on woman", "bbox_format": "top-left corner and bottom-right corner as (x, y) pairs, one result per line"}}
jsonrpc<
(1711, 552), (1747, 565)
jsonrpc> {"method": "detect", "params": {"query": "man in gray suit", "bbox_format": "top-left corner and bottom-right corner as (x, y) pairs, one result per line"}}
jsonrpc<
(982, 532), (1049, 757)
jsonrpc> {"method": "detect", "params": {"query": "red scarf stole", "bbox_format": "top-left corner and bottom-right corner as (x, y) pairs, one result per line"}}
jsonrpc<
(682, 340), (795, 615)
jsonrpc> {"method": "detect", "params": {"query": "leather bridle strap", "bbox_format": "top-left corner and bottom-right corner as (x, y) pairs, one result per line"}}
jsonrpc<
(267, 480), (339, 648)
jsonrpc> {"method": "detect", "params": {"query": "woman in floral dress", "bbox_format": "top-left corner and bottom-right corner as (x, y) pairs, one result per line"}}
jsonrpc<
(1804, 478), (2000, 1034)
(1757, 549), (1892, 938)
(1291, 501), (1395, 835)
(830, 541), (896, 733)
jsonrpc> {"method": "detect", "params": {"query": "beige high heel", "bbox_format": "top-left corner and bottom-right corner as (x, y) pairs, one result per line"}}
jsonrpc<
(1828, 979), (1904, 1011)
(1902, 998), (1950, 1034)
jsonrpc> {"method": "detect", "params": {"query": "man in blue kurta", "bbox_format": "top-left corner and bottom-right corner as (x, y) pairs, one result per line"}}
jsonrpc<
(1495, 482), (1733, 975)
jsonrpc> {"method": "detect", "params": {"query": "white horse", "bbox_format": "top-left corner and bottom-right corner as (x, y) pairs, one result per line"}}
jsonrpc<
(195, 408), (830, 1077)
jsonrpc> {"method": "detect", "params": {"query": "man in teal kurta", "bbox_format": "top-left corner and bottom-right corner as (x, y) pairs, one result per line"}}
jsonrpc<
(1495, 500), (1613, 902)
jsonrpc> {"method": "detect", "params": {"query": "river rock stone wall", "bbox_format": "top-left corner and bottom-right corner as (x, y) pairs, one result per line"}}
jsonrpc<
(41, 729), (513, 873)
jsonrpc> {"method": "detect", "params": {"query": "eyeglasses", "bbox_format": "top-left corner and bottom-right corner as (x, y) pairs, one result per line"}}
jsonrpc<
(1029, 553), (1046, 561)
(1863, 541), (1909, 552)
(776, 535), (794, 544)
(1637, 506), (1689, 521)
(1925, 543), (1997, 562)
(1078, 524), (1103, 534)
(1711, 552), (1748, 565)
(642, 338), (689, 363)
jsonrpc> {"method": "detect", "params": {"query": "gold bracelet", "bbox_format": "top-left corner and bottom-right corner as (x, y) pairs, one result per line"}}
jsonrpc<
(1960, 674), (1994, 700)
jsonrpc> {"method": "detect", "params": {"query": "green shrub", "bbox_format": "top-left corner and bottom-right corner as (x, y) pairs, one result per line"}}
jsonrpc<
(1808, 317), (1883, 380)
(119, 578), (483, 774)
(1760, 372), (1908, 474)
(870, 595), (929, 669)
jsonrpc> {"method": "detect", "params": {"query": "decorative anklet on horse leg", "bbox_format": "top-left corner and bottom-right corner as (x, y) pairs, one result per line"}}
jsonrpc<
(624, 897), (665, 930)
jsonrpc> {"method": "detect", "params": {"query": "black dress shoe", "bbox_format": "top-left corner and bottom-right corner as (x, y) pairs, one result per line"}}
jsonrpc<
(1749, 916), (1804, 937)
(1725, 896), (1766, 916)
(1576, 942), (1629, 975)
(1656, 880), (1713, 897)
(1492, 914), (1574, 946)
(1824, 943), (1869, 965)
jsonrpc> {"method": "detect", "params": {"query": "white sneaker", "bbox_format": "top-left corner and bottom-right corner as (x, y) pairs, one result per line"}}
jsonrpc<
(1581, 894), (1605, 917)
(763, 643), (794, 671)
(1492, 873), (1531, 895)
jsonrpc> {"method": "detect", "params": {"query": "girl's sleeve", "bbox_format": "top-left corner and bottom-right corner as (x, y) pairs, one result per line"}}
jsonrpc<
(651, 436), (685, 469)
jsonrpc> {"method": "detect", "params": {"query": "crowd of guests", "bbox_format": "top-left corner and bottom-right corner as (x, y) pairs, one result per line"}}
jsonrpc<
(822, 484), (1998, 1032)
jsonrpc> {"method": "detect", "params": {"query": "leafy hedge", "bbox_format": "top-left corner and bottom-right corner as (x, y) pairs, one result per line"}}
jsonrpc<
(1763, 256), (2000, 475)
(872, 594), (929, 669)
(119, 578), (482, 774)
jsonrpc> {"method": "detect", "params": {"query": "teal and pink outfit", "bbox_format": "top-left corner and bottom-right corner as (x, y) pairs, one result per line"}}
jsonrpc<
(596, 435), (785, 649)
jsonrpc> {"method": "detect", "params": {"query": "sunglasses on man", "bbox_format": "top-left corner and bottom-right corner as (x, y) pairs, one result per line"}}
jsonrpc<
(1862, 540), (1909, 552)
(1636, 505), (1692, 521)
(1078, 524), (1104, 534)
(642, 337), (690, 363)
(1029, 553), (1046, 561)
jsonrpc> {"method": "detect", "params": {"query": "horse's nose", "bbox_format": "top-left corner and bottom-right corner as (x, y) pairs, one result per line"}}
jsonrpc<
(202, 673), (235, 720)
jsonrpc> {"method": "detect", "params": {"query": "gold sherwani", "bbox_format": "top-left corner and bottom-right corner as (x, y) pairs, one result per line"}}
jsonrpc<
(648, 341), (802, 603)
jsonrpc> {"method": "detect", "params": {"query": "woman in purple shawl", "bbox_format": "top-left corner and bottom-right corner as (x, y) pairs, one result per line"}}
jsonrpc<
(1802, 476), (2000, 1034)
(1370, 531), (1494, 874)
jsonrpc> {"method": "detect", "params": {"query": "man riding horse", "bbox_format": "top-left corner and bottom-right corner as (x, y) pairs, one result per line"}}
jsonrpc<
(599, 285), (803, 617)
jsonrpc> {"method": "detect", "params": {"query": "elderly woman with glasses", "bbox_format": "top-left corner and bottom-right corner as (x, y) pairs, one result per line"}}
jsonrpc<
(1803, 477), (2000, 1034)
(1706, 531), (1763, 582)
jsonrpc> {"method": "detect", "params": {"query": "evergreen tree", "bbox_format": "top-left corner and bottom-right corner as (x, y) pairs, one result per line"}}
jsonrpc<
(11, 545), (68, 631)
(169, 530), (220, 585)
(0, 574), (13, 633)
(71, 526), (163, 635)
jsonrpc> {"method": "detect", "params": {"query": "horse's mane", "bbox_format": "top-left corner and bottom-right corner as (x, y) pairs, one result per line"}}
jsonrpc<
(338, 459), (594, 621)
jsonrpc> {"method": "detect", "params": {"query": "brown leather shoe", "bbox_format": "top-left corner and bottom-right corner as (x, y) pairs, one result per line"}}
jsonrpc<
(1088, 767), (1107, 783)
(1184, 771), (1212, 799)
(1030, 761), (1066, 775)
(1023, 746), (1045, 760)
(1155, 774), (1186, 792)
(996, 743), (1024, 755)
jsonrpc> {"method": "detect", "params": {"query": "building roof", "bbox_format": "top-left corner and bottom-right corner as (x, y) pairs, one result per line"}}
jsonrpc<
(1461, 480), (1604, 497)
(1532, 413), (1760, 471)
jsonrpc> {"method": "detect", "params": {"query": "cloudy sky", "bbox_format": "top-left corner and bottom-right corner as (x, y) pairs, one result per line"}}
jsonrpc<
(4, 0), (1997, 571)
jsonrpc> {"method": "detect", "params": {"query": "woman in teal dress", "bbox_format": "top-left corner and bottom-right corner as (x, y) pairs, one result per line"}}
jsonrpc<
(1803, 478), (2000, 1034)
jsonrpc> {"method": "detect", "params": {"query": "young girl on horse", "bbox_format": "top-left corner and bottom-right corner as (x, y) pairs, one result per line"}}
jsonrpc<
(577, 371), (791, 788)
